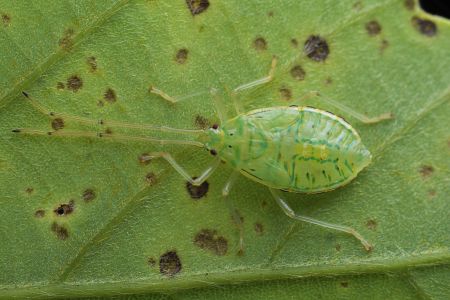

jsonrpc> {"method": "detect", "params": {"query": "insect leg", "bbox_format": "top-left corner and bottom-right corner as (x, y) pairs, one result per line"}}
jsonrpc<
(269, 188), (373, 252)
(142, 152), (221, 186)
(302, 91), (393, 124)
(221, 172), (245, 254)
(233, 56), (277, 93)
(149, 87), (209, 104)
(19, 92), (204, 135)
(12, 129), (205, 147)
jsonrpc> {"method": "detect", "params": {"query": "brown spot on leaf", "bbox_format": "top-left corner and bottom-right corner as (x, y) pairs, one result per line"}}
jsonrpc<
(412, 16), (437, 37)
(54, 200), (75, 216)
(366, 20), (382, 36)
(335, 244), (342, 251)
(404, 0), (415, 10)
(87, 56), (97, 72)
(104, 88), (117, 103)
(51, 118), (65, 131)
(341, 281), (349, 288)
(66, 75), (83, 92)
(159, 250), (182, 277)
(2, 14), (11, 27)
(353, 1), (363, 11)
(380, 39), (389, 53)
(175, 48), (188, 64)
(291, 38), (298, 48)
(59, 28), (74, 50)
(304, 35), (329, 61)
(34, 209), (45, 218)
(253, 37), (267, 51)
(419, 165), (434, 178)
(147, 257), (156, 267)
(195, 115), (210, 129)
(145, 172), (158, 185)
(25, 187), (34, 194)
(82, 188), (96, 202)
(186, 177), (209, 199)
(268, 11), (274, 17)
(56, 82), (65, 90)
(428, 189), (436, 198)
(51, 222), (69, 240)
(279, 87), (292, 101)
(193, 229), (228, 256)
(186, 0), (210, 16)
(254, 222), (264, 235)
(366, 219), (377, 230)
(290, 65), (306, 81)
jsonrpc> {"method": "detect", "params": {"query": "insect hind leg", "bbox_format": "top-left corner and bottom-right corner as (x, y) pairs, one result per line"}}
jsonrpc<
(269, 188), (373, 252)
(299, 91), (393, 124)
(222, 171), (245, 255)
(233, 56), (277, 93)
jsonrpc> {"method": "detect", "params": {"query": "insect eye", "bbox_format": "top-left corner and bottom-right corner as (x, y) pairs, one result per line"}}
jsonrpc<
(211, 124), (219, 130)
(210, 149), (217, 156)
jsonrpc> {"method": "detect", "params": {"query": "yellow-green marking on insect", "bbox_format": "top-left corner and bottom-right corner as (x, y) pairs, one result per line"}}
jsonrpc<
(13, 58), (393, 253)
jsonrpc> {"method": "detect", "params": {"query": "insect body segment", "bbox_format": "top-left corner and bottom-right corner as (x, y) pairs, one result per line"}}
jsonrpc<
(205, 106), (371, 193)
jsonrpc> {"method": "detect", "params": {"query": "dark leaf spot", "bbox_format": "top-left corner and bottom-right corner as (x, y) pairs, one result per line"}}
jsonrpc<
(175, 48), (188, 64)
(2, 14), (11, 26)
(380, 39), (389, 52)
(56, 82), (65, 90)
(428, 189), (436, 198)
(193, 229), (228, 256)
(279, 87), (292, 101)
(34, 209), (45, 218)
(51, 118), (64, 131)
(366, 20), (382, 36)
(25, 187), (34, 194)
(51, 222), (69, 240)
(186, 0), (210, 16)
(104, 127), (113, 135)
(366, 219), (377, 230)
(412, 16), (437, 37)
(290, 65), (306, 81)
(254, 222), (264, 235)
(186, 177), (209, 199)
(404, 0), (415, 10)
(291, 38), (298, 48)
(341, 281), (349, 288)
(419, 165), (434, 178)
(82, 188), (96, 202)
(335, 244), (341, 251)
(253, 37), (267, 51)
(66, 75), (83, 92)
(325, 77), (333, 85)
(54, 200), (75, 216)
(87, 56), (97, 72)
(145, 172), (158, 185)
(195, 115), (210, 129)
(267, 11), (274, 17)
(97, 100), (104, 107)
(159, 250), (182, 277)
(304, 35), (329, 61)
(104, 88), (117, 103)
(147, 257), (156, 267)
(59, 28), (74, 50)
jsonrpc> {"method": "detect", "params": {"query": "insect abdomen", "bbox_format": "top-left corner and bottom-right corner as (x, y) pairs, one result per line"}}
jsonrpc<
(223, 107), (372, 193)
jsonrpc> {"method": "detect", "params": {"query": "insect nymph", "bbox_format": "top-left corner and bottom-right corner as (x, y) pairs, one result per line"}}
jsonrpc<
(14, 58), (392, 252)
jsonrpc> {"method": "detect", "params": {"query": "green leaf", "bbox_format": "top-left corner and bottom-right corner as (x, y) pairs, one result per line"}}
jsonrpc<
(1, 0), (449, 299)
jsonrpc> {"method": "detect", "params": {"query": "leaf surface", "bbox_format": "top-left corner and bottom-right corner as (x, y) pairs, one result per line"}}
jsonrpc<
(0, 0), (449, 299)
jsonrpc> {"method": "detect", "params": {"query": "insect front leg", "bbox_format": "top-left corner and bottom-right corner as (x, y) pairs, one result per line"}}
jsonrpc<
(222, 171), (245, 255)
(142, 152), (221, 186)
(300, 91), (393, 124)
(269, 188), (373, 252)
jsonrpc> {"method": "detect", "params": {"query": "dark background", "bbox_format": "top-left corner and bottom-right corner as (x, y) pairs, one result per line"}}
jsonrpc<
(420, 0), (450, 18)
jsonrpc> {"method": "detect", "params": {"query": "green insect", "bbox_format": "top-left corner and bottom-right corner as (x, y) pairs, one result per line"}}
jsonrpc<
(14, 57), (392, 252)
